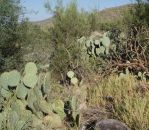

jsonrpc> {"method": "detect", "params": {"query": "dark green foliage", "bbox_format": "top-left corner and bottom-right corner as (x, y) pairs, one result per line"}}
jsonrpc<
(0, 0), (28, 71)
(49, 1), (91, 76)
(98, 21), (122, 31)
(88, 12), (98, 31)
(123, 0), (149, 66)
(125, 0), (149, 27)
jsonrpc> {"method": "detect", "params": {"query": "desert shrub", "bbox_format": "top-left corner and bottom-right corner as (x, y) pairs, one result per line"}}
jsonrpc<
(122, 0), (149, 72)
(98, 21), (122, 31)
(88, 74), (149, 130)
(0, 0), (28, 71)
(22, 23), (51, 65)
(124, 0), (149, 27)
(94, 0), (149, 76)
(88, 12), (98, 31)
(48, 1), (91, 78)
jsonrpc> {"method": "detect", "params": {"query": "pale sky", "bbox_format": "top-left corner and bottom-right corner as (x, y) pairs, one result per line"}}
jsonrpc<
(21, 0), (134, 22)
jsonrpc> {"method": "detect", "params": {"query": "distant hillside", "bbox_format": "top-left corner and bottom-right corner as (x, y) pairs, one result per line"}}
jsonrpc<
(32, 17), (53, 26)
(32, 4), (133, 29)
(32, 18), (53, 31)
(97, 4), (133, 23)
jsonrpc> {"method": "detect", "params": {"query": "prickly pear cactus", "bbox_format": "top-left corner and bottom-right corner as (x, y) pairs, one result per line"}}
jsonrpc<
(23, 74), (38, 88)
(1, 88), (12, 98)
(24, 62), (38, 75)
(16, 83), (29, 99)
(0, 62), (63, 130)
(37, 99), (52, 114)
(71, 77), (78, 85)
(52, 100), (65, 119)
(78, 31), (112, 59)
(67, 70), (78, 85)
(71, 95), (79, 121)
(8, 70), (21, 87)
(137, 71), (146, 81)
(0, 62), (75, 130)
(67, 71), (75, 79)
(23, 62), (38, 88)
(0, 72), (10, 90)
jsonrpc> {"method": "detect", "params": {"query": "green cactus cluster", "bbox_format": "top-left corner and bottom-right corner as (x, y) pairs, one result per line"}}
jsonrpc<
(0, 62), (66, 130)
(67, 71), (78, 85)
(119, 68), (147, 81)
(0, 62), (38, 100)
(78, 32), (111, 58)
(137, 71), (146, 81)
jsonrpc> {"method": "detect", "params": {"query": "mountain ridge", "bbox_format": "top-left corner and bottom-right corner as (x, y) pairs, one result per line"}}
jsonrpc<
(32, 4), (133, 29)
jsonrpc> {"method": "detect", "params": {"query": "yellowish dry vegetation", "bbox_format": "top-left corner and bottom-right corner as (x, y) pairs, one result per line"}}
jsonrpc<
(88, 74), (149, 130)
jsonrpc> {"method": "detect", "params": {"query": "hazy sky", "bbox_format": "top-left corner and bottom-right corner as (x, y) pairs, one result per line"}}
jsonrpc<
(21, 0), (134, 22)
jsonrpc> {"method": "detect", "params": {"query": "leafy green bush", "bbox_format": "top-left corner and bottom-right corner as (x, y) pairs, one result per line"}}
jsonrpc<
(0, 0), (28, 71)
(124, 0), (149, 27)
(88, 12), (98, 31)
(98, 21), (122, 31)
(49, 1), (91, 77)
(22, 23), (51, 65)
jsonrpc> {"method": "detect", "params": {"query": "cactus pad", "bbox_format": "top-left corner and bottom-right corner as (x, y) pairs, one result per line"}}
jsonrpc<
(23, 74), (38, 88)
(0, 72), (9, 90)
(67, 71), (75, 79)
(1, 88), (12, 98)
(24, 62), (38, 74)
(8, 70), (21, 87)
(16, 83), (29, 99)
(71, 77), (78, 85)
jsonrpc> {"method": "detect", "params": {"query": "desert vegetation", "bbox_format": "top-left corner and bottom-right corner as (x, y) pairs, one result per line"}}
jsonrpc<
(0, 0), (149, 130)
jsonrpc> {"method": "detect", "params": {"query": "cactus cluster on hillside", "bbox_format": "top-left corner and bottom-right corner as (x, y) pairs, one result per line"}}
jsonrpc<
(0, 62), (66, 129)
(77, 31), (148, 80)
(78, 32), (112, 58)
(67, 71), (78, 85)
(0, 62), (87, 130)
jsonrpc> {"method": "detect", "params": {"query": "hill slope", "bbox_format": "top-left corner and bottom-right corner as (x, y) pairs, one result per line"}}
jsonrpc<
(33, 4), (132, 29)
(97, 4), (132, 23)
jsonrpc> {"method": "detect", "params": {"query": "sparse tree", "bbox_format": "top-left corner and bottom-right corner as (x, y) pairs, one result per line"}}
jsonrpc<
(0, 0), (27, 70)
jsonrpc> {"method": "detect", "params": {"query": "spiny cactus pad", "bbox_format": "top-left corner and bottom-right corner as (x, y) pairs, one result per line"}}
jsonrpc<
(71, 77), (78, 85)
(71, 96), (78, 119)
(11, 99), (26, 113)
(16, 83), (29, 99)
(85, 40), (91, 48)
(0, 72), (9, 90)
(102, 36), (110, 48)
(138, 72), (142, 77)
(38, 100), (52, 114)
(77, 36), (86, 44)
(1, 88), (12, 98)
(23, 74), (38, 88)
(94, 40), (100, 46)
(27, 90), (37, 111)
(52, 100), (65, 119)
(9, 110), (19, 127)
(8, 70), (21, 87)
(67, 71), (75, 79)
(95, 47), (105, 55)
(24, 62), (38, 74)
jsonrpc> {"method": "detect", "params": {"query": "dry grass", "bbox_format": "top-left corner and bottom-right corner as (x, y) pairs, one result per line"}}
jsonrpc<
(87, 74), (149, 130)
